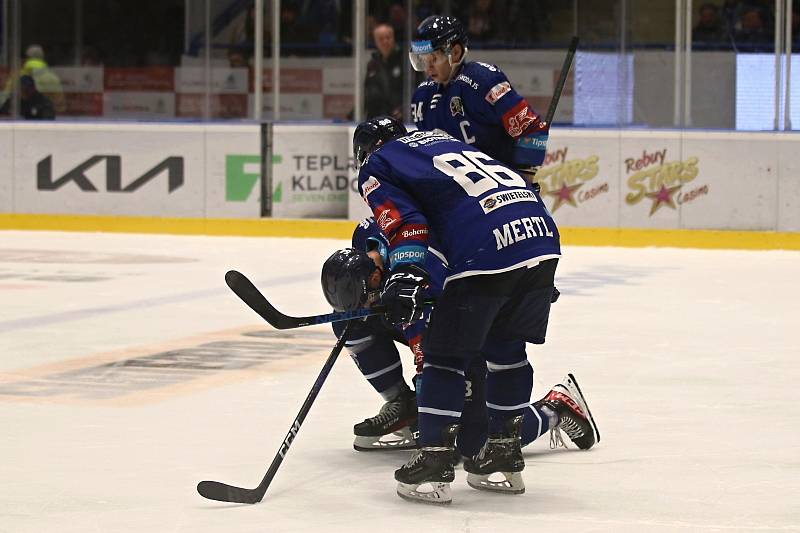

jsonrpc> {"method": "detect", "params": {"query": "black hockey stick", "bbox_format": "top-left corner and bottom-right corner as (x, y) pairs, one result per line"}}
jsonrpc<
(544, 36), (579, 125)
(224, 270), (386, 329)
(225, 270), (434, 330)
(197, 320), (354, 504)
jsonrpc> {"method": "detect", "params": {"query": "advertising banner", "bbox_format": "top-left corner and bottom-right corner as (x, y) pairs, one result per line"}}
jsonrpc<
(680, 132), (776, 231)
(204, 124), (262, 219)
(12, 123), (204, 217)
(104, 92), (176, 119)
(104, 67), (175, 92)
(778, 133), (800, 232)
(540, 129), (619, 228)
(271, 124), (352, 218)
(0, 125), (12, 213)
(174, 67), (248, 94)
(618, 131), (685, 229)
(249, 94), (324, 120)
(52, 67), (104, 93)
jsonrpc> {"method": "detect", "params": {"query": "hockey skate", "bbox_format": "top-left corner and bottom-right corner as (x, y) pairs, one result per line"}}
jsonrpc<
(464, 415), (526, 494)
(534, 373), (600, 450)
(395, 424), (459, 505)
(353, 388), (417, 451)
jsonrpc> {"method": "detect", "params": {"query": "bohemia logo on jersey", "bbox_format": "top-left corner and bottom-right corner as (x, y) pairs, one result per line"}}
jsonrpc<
(535, 147), (607, 212)
(624, 149), (706, 216)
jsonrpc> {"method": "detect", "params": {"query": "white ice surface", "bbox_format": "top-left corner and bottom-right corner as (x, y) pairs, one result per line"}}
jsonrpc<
(0, 231), (798, 532)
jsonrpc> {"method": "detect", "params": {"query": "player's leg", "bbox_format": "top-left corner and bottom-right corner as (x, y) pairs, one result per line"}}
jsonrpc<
(464, 336), (530, 494)
(461, 259), (559, 492)
(394, 273), (514, 504)
(332, 319), (416, 451)
(456, 356), (488, 458)
(533, 373), (600, 450)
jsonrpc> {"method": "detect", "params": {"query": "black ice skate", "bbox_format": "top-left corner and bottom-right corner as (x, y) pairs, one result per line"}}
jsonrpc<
(394, 424), (459, 505)
(463, 415), (526, 494)
(534, 373), (600, 450)
(353, 388), (417, 451)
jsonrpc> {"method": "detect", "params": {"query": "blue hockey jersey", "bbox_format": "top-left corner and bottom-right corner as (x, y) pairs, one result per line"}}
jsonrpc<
(352, 216), (446, 296)
(410, 61), (547, 170)
(358, 130), (560, 284)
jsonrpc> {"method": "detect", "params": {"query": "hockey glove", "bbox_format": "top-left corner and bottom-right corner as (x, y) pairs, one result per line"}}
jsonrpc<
(379, 264), (429, 327)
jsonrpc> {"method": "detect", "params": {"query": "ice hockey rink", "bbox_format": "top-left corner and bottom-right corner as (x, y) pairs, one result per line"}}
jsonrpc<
(1, 230), (798, 532)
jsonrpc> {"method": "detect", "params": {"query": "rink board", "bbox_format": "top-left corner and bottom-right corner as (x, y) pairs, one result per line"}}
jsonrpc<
(1, 123), (800, 244)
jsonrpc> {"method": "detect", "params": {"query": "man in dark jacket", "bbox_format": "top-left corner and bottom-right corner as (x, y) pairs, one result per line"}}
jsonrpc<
(364, 24), (404, 120)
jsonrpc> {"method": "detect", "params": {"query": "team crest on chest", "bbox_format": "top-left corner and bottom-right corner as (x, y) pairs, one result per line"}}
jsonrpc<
(450, 96), (465, 117)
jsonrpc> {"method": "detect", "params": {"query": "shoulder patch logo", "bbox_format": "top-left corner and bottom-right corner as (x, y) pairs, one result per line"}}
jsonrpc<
(362, 176), (381, 198)
(486, 81), (512, 104)
(450, 96), (465, 117)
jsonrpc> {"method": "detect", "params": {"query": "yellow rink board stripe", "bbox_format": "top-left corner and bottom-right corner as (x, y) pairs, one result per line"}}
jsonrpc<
(1, 213), (799, 250)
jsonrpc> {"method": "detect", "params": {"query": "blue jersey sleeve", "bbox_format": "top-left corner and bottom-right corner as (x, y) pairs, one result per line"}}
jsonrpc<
(463, 63), (548, 169)
(358, 153), (430, 272)
(411, 81), (436, 131)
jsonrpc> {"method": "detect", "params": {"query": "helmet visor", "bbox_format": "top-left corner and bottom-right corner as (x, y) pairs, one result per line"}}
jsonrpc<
(409, 39), (448, 72)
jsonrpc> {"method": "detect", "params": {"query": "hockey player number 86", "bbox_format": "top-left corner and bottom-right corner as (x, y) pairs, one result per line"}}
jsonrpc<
(433, 150), (527, 198)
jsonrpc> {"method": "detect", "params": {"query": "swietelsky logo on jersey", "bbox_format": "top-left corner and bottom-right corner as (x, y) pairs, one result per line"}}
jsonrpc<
(535, 147), (607, 212)
(624, 149), (707, 215)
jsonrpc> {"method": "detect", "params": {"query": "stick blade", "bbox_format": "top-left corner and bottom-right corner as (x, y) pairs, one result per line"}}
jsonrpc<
(224, 270), (294, 329)
(197, 480), (264, 504)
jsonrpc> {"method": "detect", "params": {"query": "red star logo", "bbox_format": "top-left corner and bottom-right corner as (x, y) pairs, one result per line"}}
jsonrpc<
(645, 184), (681, 215)
(546, 182), (583, 212)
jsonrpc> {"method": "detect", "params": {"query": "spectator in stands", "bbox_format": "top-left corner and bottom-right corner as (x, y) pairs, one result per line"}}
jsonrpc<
(0, 75), (55, 120)
(466, 0), (496, 43)
(280, 2), (312, 56)
(364, 23), (403, 120)
(228, 49), (248, 68)
(0, 44), (65, 115)
(693, 3), (728, 44)
(734, 6), (772, 50)
(388, 4), (407, 43)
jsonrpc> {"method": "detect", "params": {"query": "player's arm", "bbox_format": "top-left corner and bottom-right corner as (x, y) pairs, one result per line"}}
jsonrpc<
(358, 166), (430, 326)
(410, 82), (432, 130)
(481, 70), (549, 180)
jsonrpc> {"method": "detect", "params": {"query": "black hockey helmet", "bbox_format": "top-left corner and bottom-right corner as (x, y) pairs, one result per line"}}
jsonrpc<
(409, 15), (468, 72)
(321, 248), (380, 311)
(352, 116), (407, 168)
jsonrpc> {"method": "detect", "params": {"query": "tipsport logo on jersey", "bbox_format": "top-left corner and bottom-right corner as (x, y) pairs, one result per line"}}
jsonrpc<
(624, 149), (708, 216)
(535, 147), (608, 212)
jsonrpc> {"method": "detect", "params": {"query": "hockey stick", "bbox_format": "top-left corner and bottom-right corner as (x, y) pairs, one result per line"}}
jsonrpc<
(197, 320), (354, 504)
(224, 270), (386, 329)
(225, 270), (434, 330)
(544, 36), (579, 125)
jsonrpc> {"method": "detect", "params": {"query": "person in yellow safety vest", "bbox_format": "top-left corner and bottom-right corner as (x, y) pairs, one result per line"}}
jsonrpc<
(0, 44), (65, 115)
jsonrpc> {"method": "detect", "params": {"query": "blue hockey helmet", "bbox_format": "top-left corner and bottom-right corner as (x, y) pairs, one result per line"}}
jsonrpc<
(409, 15), (468, 72)
(352, 116), (407, 168)
(321, 248), (380, 311)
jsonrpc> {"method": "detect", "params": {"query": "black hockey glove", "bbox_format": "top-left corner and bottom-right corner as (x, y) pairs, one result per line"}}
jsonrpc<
(379, 264), (429, 327)
(551, 286), (560, 303)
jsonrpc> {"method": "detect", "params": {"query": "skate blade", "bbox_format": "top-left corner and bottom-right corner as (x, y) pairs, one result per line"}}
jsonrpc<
(396, 482), (452, 505)
(565, 373), (601, 444)
(354, 427), (416, 452)
(466, 471), (525, 494)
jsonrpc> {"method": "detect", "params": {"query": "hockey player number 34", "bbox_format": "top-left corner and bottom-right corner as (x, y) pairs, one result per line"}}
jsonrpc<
(433, 150), (531, 198)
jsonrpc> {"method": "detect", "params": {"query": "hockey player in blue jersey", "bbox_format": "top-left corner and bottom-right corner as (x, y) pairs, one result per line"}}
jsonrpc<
(353, 116), (599, 505)
(408, 15), (549, 179)
(321, 218), (597, 461)
(322, 230), (490, 458)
